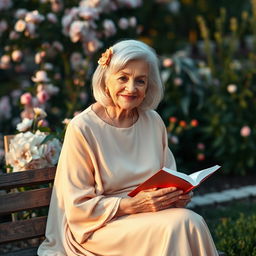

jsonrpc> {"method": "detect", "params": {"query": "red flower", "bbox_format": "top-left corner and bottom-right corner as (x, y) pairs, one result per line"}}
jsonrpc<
(179, 120), (187, 127)
(169, 116), (177, 123)
(197, 153), (205, 161)
(190, 119), (199, 127)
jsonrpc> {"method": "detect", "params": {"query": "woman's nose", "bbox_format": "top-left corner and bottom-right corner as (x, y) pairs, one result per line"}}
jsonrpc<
(125, 80), (136, 92)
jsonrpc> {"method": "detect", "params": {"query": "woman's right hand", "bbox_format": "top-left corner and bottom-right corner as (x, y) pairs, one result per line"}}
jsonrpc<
(116, 187), (183, 216)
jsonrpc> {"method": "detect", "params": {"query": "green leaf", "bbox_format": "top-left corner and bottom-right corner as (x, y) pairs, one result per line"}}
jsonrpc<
(40, 134), (56, 145)
(38, 127), (52, 133)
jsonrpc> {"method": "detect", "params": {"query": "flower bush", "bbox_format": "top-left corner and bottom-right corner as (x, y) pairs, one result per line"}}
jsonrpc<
(195, 6), (256, 174)
(5, 106), (62, 172)
(0, 0), (256, 175)
(0, 0), (144, 136)
(6, 130), (61, 172)
(214, 213), (256, 255)
(0, 0), (146, 172)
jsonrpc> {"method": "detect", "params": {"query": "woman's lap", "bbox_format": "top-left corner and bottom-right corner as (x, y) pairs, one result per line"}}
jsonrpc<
(82, 208), (218, 256)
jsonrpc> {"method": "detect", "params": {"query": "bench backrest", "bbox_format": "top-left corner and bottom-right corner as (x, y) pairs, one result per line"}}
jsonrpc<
(0, 167), (56, 248)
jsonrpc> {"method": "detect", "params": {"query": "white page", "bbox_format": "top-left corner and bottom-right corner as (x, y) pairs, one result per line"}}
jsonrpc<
(162, 167), (195, 185)
(189, 165), (221, 185)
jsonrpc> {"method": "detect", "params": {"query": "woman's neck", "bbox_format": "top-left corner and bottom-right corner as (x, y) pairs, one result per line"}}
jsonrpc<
(92, 103), (138, 128)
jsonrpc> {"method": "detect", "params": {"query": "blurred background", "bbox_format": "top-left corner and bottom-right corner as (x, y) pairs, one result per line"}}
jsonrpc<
(1, 0), (256, 174)
(0, 1), (256, 254)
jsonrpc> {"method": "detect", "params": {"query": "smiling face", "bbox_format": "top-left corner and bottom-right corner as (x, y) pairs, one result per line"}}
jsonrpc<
(105, 59), (149, 111)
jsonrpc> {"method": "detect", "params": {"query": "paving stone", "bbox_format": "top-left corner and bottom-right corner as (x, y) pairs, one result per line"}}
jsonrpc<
(191, 196), (213, 206)
(225, 189), (251, 199)
(203, 193), (232, 203)
(188, 185), (256, 208)
(240, 185), (256, 196)
(220, 189), (241, 199)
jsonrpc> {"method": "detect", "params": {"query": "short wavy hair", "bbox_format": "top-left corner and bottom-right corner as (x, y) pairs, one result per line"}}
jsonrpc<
(92, 39), (164, 110)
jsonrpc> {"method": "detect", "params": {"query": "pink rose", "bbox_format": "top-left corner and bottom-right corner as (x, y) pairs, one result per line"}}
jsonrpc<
(21, 107), (34, 119)
(240, 126), (251, 137)
(197, 143), (205, 150)
(163, 58), (173, 68)
(37, 90), (50, 104)
(20, 92), (32, 105)
(197, 153), (205, 161)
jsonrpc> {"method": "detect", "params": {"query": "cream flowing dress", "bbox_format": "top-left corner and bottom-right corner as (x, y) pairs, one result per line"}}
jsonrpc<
(38, 105), (218, 256)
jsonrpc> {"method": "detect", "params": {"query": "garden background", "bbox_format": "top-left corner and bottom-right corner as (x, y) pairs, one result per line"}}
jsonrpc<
(0, 0), (256, 255)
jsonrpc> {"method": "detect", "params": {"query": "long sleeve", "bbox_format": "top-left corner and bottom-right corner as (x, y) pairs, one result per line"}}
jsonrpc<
(163, 125), (177, 171)
(55, 121), (121, 244)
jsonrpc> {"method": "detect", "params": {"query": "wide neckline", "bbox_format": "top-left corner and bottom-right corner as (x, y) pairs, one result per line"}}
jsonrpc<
(90, 105), (140, 130)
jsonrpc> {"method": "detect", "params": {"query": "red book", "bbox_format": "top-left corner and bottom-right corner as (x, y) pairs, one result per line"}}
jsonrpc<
(128, 165), (221, 197)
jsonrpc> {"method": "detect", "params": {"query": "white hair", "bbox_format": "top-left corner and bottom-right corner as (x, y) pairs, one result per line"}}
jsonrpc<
(92, 39), (164, 110)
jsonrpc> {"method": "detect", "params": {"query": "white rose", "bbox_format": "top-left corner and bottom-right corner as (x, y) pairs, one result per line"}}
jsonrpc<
(45, 138), (62, 165)
(11, 50), (23, 62)
(118, 18), (129, 30)
(32, 70), (50, 83)
(227, 84), (237, 94)
(15, 19), (26, 32)
(16, 118), (33, 132)
(47, 13), (58, 23)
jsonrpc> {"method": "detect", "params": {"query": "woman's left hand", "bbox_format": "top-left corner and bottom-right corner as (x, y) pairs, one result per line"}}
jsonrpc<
(173, 191), (193, 208)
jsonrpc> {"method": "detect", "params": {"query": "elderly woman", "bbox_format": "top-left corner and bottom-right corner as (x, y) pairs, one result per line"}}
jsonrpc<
(38, 40), (218, 256)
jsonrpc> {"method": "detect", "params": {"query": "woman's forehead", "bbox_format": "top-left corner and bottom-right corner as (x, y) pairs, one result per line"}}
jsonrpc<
(112, 60), (149, 75)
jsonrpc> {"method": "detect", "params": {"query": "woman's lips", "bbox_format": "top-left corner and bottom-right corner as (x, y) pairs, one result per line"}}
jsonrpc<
(120, 95), (137, 100)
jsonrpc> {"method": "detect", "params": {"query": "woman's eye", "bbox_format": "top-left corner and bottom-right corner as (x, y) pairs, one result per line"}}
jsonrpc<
(137, 79), (145, 85)
(118, 76), (128, 82)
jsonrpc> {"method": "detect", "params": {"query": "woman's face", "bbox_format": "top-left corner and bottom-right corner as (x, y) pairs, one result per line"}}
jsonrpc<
(105, 59), (149, 111)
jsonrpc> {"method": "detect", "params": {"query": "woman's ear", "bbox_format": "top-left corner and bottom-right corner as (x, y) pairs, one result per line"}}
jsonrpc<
(105, 86), (110, 96)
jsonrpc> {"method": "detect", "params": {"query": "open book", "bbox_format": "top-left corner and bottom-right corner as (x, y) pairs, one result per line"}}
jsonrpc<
(128, 165), (221, 197)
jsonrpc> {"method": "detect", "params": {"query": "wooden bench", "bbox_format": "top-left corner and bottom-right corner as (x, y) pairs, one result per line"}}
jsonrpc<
(0, 167), (56, 256)
(0, 167), (226, 256)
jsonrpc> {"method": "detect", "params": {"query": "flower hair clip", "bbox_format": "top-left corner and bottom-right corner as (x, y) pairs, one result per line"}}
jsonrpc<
(98, 47), (113, 67)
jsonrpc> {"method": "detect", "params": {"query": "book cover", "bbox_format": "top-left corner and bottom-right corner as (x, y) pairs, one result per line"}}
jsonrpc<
(128, 165), (221, 197)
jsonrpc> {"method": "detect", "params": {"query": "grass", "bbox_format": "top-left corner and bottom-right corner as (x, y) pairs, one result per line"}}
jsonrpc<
(194, 198), (256, 232)
(194, 198), (256, 256)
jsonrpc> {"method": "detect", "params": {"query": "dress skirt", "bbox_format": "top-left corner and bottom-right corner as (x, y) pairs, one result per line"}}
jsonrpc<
(82, 208), (219, 256)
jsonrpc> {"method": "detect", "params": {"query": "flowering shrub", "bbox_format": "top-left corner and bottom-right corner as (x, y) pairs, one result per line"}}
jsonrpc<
(195, 6), (256, 174)
(4, 106), (62, 172)
(0, 0), (144, 136)
(159, 3), (256, 174)
(214, 213), (256, 256)
(1, 1), (256, 175)
(6, 130), (61, 172)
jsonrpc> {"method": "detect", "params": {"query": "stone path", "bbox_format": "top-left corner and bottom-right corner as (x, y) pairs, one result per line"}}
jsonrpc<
(188, 185), (256, 208)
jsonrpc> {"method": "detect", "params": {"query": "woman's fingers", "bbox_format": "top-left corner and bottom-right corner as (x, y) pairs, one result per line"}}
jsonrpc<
(133, 187), (191, 213)
(178, 191), (193, 200)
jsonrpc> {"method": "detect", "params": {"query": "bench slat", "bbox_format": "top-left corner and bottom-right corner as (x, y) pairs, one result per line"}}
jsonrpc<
(0, 187), (52, 215)
(0, 216), (47, 243)
(1, 247), (38, 256)
(0, 167), (56, 190)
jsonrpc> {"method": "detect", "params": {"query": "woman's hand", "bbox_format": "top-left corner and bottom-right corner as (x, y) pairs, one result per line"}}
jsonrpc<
(173, 191), (193, 208)
(116, 187), (183, 216)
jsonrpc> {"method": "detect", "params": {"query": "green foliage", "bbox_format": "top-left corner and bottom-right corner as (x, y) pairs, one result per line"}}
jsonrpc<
(214, 213), (256, 255)
(160, 2), (256, 174)
(195, 200), (256, 256)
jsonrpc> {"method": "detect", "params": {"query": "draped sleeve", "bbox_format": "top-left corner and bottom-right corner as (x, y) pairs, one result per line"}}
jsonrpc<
(56, 121), (121, 244)
(152, 110), (177, 171)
